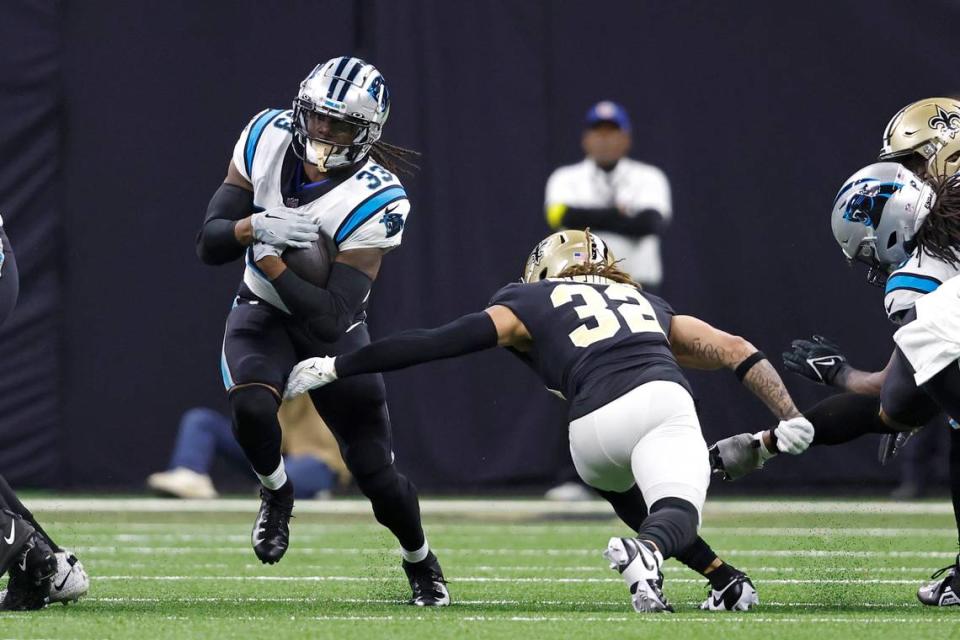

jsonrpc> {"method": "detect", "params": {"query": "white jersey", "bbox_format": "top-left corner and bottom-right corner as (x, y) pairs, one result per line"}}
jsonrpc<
(231, 108), (409, 312)
(545, 157), (671, 286)
(884, 248), (960, 324)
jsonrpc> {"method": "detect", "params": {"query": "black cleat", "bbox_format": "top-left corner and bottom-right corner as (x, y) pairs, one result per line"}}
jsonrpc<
(918, 554), (960, 606)
(0, 532), (57, 611)
(402, 552), (450, 606)
(0, 510), (35, 577)
(251, 485), (294, 564)
(699, 572), (759, 611)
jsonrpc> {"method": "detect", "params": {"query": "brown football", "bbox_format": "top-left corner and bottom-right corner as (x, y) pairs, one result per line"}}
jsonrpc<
(282, 233), (338, 287)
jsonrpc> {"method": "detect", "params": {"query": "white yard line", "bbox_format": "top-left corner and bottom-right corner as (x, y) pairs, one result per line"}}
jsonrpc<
(71, 546), (959, 559)
(90, 575), (923, 585)
(26, 497), (956, 516)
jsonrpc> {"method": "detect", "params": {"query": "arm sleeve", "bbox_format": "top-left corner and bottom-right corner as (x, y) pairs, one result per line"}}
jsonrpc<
(561, 206), (664, 238)
(196, 183), (254, 265)
(336, 311), (499, 377)
(271, 262), (372, 342)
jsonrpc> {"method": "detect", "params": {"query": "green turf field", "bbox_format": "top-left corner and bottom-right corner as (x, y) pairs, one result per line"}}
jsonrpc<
(3, 498), (960, 639)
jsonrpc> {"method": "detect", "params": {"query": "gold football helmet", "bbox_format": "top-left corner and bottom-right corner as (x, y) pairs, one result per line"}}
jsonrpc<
(879, 97), (960, 179)
(522, 230), (614, 283)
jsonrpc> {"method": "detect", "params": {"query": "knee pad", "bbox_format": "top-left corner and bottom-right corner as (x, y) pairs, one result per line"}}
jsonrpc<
(650, 497), (699, 529)
(229, 385), (280, 435)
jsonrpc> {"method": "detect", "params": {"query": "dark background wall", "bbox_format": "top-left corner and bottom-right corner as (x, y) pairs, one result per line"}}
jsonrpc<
(2, 0), (958, 491)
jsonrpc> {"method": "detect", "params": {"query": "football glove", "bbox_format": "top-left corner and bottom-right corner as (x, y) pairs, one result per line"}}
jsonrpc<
(774, 416), (815, 454)
(251, 208), (319, 249)
(252, 242), (282, 263)
(284, 356), (338, 399)
(709, 433), (766, 481)
(782, 335), (848, 386)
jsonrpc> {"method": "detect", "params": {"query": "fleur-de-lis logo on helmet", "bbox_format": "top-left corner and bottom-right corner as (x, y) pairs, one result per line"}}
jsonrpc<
(928, 106), (960, 138)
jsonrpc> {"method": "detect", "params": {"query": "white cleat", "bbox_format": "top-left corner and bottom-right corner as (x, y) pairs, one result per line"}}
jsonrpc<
(699, 573), (759, 611)
(603, 537), (672, 613)
(147, 468), (218, 499)
(48, 552), (89, 605)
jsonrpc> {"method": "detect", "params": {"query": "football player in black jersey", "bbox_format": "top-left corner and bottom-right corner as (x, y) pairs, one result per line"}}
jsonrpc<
(283, 230), (814, 612)
(0, 219), (88, 610)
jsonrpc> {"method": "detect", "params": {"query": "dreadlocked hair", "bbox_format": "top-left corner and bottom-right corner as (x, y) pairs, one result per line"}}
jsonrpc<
(369, 139), (421, 177)
(554, 228), (642, 288)
(913, 172), (960, 267)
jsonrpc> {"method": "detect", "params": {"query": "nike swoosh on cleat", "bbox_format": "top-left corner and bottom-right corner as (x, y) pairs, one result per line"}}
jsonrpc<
(54, 571), (71, 592)
(3, 521), (13, 545)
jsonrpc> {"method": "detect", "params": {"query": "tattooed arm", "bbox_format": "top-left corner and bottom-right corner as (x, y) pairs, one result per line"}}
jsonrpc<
(669, 315), (802, 420)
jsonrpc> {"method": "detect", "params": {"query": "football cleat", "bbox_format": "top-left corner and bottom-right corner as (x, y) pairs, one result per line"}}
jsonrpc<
(917, 554), (960, 606)
(251, 486), (294, 564)
(48, 552), (89, 605)
(604, 537), (672, 613)
(699, 572), (759, 611)
(878, 430), (915, 466)
(0, 532), (57, 611)
(0, 510), (35, 577)
(402, 551), (450, 607)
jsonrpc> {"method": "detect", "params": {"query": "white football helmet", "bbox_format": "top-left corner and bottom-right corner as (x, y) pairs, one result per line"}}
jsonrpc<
(831, 162), (936, 284)
(292, 56), (391, 170)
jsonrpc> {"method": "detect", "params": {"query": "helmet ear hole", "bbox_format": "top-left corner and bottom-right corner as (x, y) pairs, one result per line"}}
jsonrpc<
(887, 232), (899, 249)
(538, 268), (548, 281)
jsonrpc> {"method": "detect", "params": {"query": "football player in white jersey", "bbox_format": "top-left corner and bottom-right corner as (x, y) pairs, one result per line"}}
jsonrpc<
(196, 56), (448, 606)
(0, 218), (89, 609)
(712, 97), (960, 607)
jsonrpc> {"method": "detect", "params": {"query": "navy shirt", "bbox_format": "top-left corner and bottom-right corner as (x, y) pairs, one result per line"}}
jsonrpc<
(488, 276), (692, 420)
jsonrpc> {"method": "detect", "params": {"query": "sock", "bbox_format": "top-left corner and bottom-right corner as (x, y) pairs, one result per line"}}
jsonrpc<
(636, 498), (699, 560)
(257, 461), (288, 491)
(675, 536), (720, 575)
(401, 539), (430, 563)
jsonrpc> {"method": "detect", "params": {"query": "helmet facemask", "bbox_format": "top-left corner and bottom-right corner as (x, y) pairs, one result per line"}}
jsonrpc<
(292, 97), (378, 171)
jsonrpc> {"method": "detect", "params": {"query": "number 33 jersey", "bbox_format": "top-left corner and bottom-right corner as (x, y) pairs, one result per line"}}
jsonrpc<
(488, 276), (692, 420)
(231, 108), (409, 312)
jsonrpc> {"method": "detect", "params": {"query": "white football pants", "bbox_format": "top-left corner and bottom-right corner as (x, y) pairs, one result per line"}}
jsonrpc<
(568, 380), (710, 521)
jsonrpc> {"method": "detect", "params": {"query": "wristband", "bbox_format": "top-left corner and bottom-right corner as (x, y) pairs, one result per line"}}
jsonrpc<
(735, 351), (767, 382)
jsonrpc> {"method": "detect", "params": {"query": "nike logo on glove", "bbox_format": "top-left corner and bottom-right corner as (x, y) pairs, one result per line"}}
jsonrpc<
(3, 520), (13, 545)
(710, 579), (737, 608)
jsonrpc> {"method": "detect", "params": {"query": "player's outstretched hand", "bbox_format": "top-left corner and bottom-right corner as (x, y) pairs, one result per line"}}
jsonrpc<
(782, 335), (848, 386)
(774, 416), (814, 454)
(251, 207), (320, 249)
(709, 434), (764, 481)
(284, 356), (338, 399)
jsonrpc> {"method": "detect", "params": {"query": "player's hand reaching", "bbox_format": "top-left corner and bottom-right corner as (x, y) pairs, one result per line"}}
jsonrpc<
(773, 416), (815, 454)
(251, 207), (319, 249)
(284, 356), (338, 399)
(782, 335), (848, 386)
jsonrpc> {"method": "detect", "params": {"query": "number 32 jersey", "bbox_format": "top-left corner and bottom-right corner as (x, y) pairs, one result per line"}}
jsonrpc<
(488, 276), (692, 420)
(231, 108), (410, 313)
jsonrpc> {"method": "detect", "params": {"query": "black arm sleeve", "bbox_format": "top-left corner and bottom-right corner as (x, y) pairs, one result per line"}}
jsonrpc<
(336, 311), (499, 378)
(196, 183), (254, 265)
(562, 206), (665, 238)
(271, 262), (373, 342)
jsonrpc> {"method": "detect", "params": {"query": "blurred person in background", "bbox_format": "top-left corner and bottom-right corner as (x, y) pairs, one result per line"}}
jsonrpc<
(542, 101), (673, 500)
(147, 393), (349, 500)
(0, 216), (88, 610)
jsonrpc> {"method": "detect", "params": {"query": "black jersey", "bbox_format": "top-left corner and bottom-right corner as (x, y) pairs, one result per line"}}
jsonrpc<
(488, 276), (692, 420)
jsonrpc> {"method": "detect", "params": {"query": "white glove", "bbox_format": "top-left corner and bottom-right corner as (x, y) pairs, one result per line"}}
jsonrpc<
(251, 208), (319, 249)
(773, 416), (815, 455)
(252, 242), (282, 263)
(284, 356), (338, 399)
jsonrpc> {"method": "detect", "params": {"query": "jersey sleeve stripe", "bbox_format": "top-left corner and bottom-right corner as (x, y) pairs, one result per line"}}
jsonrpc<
(884, 273), (942, 295)
(334, 185), (407, 244)
(244, 109), (284, 177)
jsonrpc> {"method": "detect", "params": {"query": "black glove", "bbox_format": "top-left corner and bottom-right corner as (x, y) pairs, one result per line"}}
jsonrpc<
(782, 335), (848, 386)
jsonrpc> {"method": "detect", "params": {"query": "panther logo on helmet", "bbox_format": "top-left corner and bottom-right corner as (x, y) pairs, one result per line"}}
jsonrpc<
(842, 182), (903, 228)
